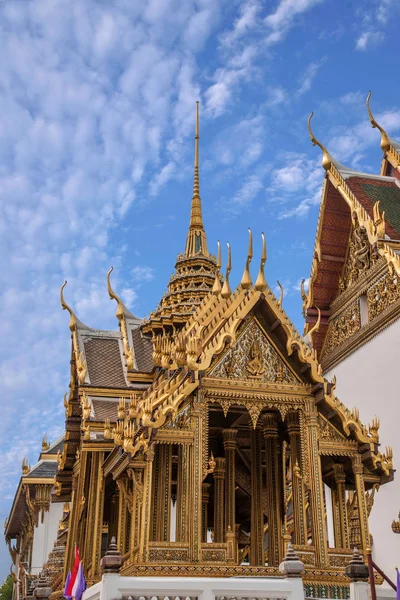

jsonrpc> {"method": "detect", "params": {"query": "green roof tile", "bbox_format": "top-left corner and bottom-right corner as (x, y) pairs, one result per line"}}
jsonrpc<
(360, 182), (400, 237)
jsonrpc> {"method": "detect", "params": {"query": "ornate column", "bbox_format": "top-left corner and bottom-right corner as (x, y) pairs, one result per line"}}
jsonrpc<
(139, 445), (155, 562)
(128, 467), (144, 557)
(91, 451), (105, 578)
(64, 451), (87, 579)
(304, 399), (329, 567)
(223, 429), (238, 535)
(352, 454), (370, 553)
(250, 427), (264, 565)
(116, 482), (127, 553)
(262, 412), (282, 566)
(213, 457), (225, 542)
(286, 412), (307, 546)
(202, 483), (211, 542)
(176, 445), (189, 542)
(152, 444), (172, 541)
(332, 463), (349, 548)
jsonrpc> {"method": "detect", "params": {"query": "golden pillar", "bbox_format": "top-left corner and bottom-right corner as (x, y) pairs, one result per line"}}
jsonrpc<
(250, 427), (264, 566)
(116, 481), (127, 553)
(262, 412), (282, 566)
(332, 463), (349, 548)
(176, 445), (189, 542)
(64, 451), (87, 579)
(286, 412), (307, 546)
(128, 467), (144, 558)
(202, 483), (211, 543)
(140, 445), (155, 562)
(352, 454), (370, 553)
(304, 399), (328, 567)
(213, 457), (225, 542)
(223, 429), (238, 536)
(152, 444), (172, 541)
(82, 452), (105, 577)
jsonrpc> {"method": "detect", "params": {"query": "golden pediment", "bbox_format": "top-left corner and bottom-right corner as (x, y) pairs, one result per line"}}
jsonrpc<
(208, 318), (299, 384)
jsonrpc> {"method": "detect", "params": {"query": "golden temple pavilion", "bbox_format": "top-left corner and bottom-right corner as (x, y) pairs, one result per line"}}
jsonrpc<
(5, 98), (398, 600)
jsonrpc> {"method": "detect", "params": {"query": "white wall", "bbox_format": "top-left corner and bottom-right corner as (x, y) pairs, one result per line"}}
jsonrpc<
(325, 318), (400, 582)
(31, 502), (63, 574)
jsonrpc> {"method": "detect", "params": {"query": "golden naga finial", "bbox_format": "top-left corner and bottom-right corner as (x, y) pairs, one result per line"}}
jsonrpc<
(107, 267), (124, 320)
(308, 112), (333, 171)
(241, 228), (253, 290)
(366, 91), (391, 152)
(255, 232), (267, 291)
(212, 241), (222, 296)
(221, 242), (232, 299)
(277, 280), (284, 307)
(22, 457), (29, 475)
(300, 278), (308, 314)
(60, 281), (77, 331)
(107, 267), (135, 370)
(42, 434), (49, 452)
(305, 307), (321, 347)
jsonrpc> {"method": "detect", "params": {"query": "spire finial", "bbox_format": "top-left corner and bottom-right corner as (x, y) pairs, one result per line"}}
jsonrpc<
(185, 101), (209, 257)
(308, 112), (333, 171)
(366, 91), (391, 152)
(194, 100), (200, 198)
(240, 228), (253, 290)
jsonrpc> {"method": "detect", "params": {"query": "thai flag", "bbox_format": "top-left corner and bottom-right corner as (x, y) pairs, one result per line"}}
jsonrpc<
(64, 547), (86, 600)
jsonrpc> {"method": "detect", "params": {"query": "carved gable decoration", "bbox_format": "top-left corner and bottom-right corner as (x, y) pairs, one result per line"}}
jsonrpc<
(338, 219), (377, 294)
(318, 415), (346, 442)
(209, 319), (299, 384)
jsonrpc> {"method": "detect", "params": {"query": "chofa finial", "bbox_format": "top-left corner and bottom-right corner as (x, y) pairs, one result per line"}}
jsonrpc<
(240, 228), (253, 290)
(255, 232), (267, 291)
(366, 91), (391, 152)
(221, 242), (232, 299)
(60, 281), (78, 332)
(212, 241), (222, 296)
(308, 112), (333, 171)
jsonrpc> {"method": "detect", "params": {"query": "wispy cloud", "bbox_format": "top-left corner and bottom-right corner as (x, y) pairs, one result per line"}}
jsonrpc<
(297, 59), (325, 96)
(264, 0), (324, 45)
(355, 0), (396, 51)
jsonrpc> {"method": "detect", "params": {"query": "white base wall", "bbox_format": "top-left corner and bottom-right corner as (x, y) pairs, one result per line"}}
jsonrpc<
(325, 318), (400, 583)
(31, 502), (63, 574)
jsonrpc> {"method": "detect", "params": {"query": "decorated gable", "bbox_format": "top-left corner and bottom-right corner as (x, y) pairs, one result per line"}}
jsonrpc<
(208, 318), (299, 384)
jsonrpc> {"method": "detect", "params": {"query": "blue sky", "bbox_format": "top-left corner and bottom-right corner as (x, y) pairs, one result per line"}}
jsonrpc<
(1, 0), (399, 580)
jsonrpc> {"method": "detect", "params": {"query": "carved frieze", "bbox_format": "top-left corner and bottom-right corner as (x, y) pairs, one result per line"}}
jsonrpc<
(209, 319), (298, 384)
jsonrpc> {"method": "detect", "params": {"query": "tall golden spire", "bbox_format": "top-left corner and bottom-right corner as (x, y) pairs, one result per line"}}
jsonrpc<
(185, 101), (209, 257)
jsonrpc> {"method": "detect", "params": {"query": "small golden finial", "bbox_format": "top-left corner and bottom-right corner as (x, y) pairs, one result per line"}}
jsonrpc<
(255, 232), (267, 292)
(366, 91), (391, 152)
(212, 241), (222, 296)
(22, 457), (29, 475)
(221, 242), (232, 299)
(42, 434), (49, 452)
(307, 307), (321, 346)
(308, 112), (333, 171)
(240, 228), (253, 290)
(277, 280), (284, 307)
(60, 281), (77, 331)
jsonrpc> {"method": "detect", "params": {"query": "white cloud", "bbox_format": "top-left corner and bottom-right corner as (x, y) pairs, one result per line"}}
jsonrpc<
(355, 30), (383, 51)
(297, 59), (325, 96)
(355, 0), (396, 51)
(132, 266), (156, 283)
(264, 0), (324, 45)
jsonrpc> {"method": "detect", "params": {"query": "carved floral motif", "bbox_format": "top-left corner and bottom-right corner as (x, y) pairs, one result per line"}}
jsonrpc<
(339, 221), (377, 292)
(324, 301), (361, 357)
(367, 267), (400, 321)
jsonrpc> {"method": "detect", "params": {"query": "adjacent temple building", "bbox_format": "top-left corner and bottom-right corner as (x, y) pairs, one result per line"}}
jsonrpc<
(5, 96), (400, 600)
